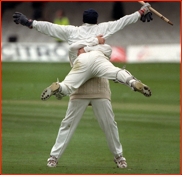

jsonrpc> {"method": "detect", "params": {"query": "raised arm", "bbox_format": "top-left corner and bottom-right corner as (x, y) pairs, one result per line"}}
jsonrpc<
(32, 20), (74, 42)
(13, 12), (74, 42)
(100, 3), (151, 39)
(101, 12), (140, 39)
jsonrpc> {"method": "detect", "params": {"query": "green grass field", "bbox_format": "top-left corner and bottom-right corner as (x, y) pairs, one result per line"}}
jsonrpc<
(1, 62), (181, 174)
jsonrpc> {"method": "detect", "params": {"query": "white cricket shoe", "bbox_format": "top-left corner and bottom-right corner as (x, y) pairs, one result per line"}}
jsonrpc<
(47, 156), (58, 167)
(54, 78), (64, 100)
(41, 82), (60, 101)
(132, 80), (152, 97)
(114, 156), (127, 168)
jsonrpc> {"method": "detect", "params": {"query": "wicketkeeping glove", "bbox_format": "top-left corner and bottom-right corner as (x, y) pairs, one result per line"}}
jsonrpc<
(138, 2), (151, 16)
(13, 12), (33, 29)
(140, 12), (153, 22)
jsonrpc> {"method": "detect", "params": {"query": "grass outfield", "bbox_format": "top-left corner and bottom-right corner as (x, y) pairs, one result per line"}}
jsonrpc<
(1, 62), (181, 174)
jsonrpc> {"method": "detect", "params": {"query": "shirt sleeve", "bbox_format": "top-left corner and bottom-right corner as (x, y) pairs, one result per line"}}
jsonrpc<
(32, 20), (75, 42)
(68, 37), (99, 66)
(100, 12), (141, 39)
(69, 37), (99, 51)
(84, 44), (112, 59)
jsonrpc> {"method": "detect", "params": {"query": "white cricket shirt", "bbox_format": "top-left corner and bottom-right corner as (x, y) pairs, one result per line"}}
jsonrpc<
(32, 11), (140, 63)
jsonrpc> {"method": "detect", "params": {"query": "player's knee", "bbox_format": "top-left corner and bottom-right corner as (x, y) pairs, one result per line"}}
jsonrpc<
(116, 69), (132, 84)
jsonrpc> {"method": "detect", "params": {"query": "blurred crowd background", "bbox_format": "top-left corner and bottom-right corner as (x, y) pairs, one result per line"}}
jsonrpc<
(1, 1), (181, 46)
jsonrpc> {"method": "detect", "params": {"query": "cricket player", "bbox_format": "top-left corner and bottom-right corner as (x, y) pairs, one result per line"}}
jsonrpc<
(46, 34), (150, 168)
(13, 3), (152, 101)
(47, 37), (127, 168)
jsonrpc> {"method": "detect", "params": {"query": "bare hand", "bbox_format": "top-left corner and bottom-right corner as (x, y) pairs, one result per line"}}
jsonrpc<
(97, 35), (105, 44)
(77, 48), (86, 56)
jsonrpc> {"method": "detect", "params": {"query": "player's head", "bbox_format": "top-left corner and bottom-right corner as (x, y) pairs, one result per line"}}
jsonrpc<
(83, 9), (98, 24)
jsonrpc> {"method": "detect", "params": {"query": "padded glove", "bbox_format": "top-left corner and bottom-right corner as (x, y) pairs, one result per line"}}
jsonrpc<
(138, 2), (151, 16)
(13, 12), (33, 29)
(140, 12), (153, 22)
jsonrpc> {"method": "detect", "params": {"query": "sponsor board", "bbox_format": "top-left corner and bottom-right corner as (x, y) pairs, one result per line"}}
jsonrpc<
(1, 42), (69, 62)
(127, 44), (181, 63)
(110, 46), (126, 62)
(1, 42), (126, 63)
(1, 43), (180, 63)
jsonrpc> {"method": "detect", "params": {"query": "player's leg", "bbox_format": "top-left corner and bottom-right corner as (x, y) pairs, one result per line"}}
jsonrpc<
(41, 53), (94, 101)
(40, 51), (119, 101)
(91, 99), (127, 168)
(47, 99), (90, 167)
(41, 51), (151, 101)
(91, 52), (152, 97)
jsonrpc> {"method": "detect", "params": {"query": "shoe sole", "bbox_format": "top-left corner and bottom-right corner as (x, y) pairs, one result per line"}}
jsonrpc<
(41, 82), (60, 101)
(47, 161), (58, 167)
(134, 81), (152, 97)
(114, 158), (127, 168)
(47, 164), (57, 167)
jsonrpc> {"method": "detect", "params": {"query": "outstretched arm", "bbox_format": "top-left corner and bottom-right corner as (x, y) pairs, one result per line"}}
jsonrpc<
(32, 20), (74, 42)
(13, 12), (74, 42)
(100, 3), (152, 39)
(101, 12), (140, 39)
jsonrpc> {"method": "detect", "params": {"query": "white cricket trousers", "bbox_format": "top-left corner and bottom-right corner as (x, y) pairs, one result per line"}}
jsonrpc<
(60, 51), (133, 96)
(50, 99), (123, 159)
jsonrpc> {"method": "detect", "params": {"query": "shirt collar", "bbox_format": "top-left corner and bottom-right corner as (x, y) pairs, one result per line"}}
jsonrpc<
(82, 23), (97, 26)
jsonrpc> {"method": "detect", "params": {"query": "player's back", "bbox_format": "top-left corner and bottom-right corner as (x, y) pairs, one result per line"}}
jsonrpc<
(69, 23), (108, 43)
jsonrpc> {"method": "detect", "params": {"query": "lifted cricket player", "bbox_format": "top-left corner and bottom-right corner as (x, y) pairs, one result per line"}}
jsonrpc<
(13, 3), (152, 101)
